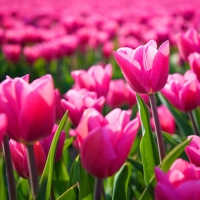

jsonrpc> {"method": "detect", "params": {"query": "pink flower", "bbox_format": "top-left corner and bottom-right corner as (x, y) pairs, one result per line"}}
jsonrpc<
(113, 40), (169, 94)
(2, 44), (21, 62)
(61, 89), (105, 126)
(106, 79), (128, 108)
(0, 75), (56, 144)
(155, 158), (200, 200)
(9, 140), (46, 179)
(150, 105), (176, 134)
(161, 70), (200, 112)
(73, 108), (140, 178)
(71, 64), (112, 97)
(54, 89), (65, 121)
(0, 113), (7, 146)
(185, 135), (200, 167)
(40, 124), (66, 161)
(188, 52), (200, 82)
(176, 28), (200, 61)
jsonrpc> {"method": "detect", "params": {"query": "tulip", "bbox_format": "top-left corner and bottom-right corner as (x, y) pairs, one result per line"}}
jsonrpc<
(61, 89), (105, 126)
(185, 135), (200, 167)
(0, 74), (56, 144)
(40, 124), (66, 161)
(9, 140), (46, 179)
(54, 89), (65, 121)
(176, 28), (200, 61)
(71, 64), (112, 97)
(150, 105), (176, 134)
(106, 79), (128, 108)
(161, 70), (200, 112)
(155, 158), (200, 200)
(2, 44), (21, 63)
(113, 40), (169, 94)
(188, 52), (200, 82)
(73, 108), (140, 178)
(0, 114), (7, 145)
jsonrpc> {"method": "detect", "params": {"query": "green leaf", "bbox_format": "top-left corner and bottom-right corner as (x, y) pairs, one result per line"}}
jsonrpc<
(162, 132), (179, 147)
(56, 183), (79, 200)
(127, 157), (143, 173)
(39, 111), (68, 200)
(78, 156), (94, 200)
(112, 163), (131, 200)
(136, 94), (159, 185)
(0, 158), (8, 200)
(63, 137), (75, 151)
(139, 138), (191, 200)
(158, 92), (193, 136)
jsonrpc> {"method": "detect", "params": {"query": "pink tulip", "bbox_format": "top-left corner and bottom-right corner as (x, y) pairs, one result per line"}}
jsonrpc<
(113, 40), (169, 94)
(2, 44), (21, 62)
(61, 89), (105, 126)
(0, 75), (55, 144)
(73, 108), (140, 178)
(185, 135), (200, 167)
(176, 28), (200, 61)
(54, 89), (65, 121)
(9, 140), (46, 179)
(71, 64), (112, 97)
(150, 105), (176, 134)
(188, 52), (200, 82)
(161, 70), (200, 112)
(0, 114), (7, 145)
(155, 158), (200, 200)
(40, 124), (66, 161)
(106, 79), (128, 108)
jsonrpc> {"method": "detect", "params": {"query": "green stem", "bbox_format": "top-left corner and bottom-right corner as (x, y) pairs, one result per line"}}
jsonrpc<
(2, 135), (18, 200)
(149, 94), (166, 162)
(94, 177), (104, 200)
(26, 144), (39, 199)
(188, 111), (200, 136)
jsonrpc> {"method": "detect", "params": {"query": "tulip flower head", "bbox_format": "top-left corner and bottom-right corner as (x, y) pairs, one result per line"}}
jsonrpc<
(0, 74), (56, 144)
(185, 135), (200, 167)
(0, 113), (8, 147)
(161, 70), (200, 112)
(113, 40), (169, 94)
(188, 52), (200, 82)
(73, 108), (140, 178)
(155, 158), (200, 200)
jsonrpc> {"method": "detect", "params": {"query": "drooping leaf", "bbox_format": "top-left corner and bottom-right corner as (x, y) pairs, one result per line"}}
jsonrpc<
(136, 94), (159, 185)
(158, 92), (193, 136)
(112, 163), (131, 200)
(39, 111), (68, 200)
(127, 157), (143, 173)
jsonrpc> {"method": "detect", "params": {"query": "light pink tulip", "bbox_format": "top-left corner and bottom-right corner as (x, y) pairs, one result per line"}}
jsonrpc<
(71, 64), (112, 97)
(188, 52), (200, 82)
(155, 158), (200, 200)
(61, 89), (105, 126)
(176, 28), (200, 61)
(73, 108), (140, 178)
(9, 140), (46, 179)
(161, 70), (200, 112)
(113, 40), (169, 94)
(0, 75), (56, 144)
(150, 105), (175, 134)
(185, 135), (200, 167)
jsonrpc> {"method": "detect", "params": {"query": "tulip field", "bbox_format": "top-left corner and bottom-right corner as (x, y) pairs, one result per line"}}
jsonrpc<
(1, 0), (200, 199)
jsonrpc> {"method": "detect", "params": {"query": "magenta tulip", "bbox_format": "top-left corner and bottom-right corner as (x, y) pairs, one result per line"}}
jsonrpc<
(113, 40), (169, 94)
(155, 158), (200, 200)
(0, 75), (55, 144)
(71, 64), (112, 97)
(40, 124), (66, 161)
(150, 105), (175, 134)
(176, 28), (200, 61)
(9, 140), (46, 179)
(188, 52), (200, 82)
(0, 113), (7, 145)
(185, 135), (200, 167)
(161, 70), (200, 112)
(2, 44), (21, 63)
(73, 108), (140, 178)
(61, 89), (105, 126)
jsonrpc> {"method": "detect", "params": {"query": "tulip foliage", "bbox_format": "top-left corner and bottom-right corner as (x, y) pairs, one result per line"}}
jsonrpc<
(0, 0), (200, 200)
